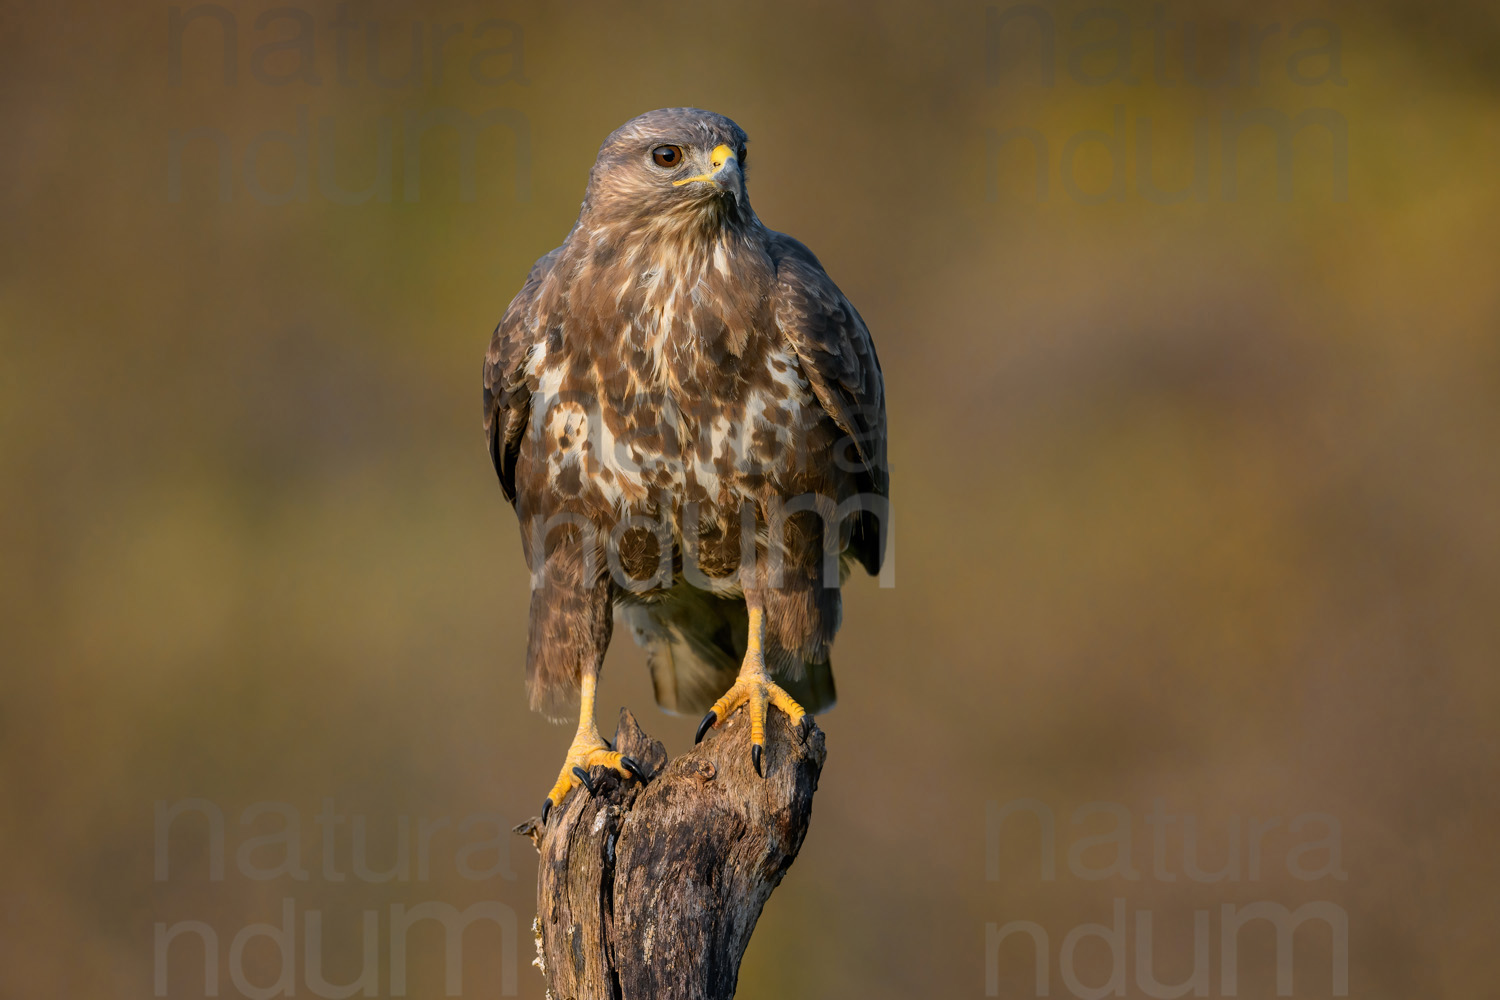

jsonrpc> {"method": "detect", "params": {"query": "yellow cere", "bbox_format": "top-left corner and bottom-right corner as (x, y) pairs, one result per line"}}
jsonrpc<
(672, 144), (737, 186)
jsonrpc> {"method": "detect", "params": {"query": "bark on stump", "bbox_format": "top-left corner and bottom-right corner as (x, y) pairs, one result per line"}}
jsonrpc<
(515, 706), (826, 1000)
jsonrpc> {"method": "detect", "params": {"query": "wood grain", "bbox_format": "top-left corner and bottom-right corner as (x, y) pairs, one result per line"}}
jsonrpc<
(516, 706), (825, 999)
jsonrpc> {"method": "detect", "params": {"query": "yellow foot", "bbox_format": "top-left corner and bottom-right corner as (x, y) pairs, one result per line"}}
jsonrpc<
(694, 673), (814, 776)
(540, 734), (646, 827)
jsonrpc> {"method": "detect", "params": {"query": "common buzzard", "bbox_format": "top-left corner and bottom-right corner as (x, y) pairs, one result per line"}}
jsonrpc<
(483, 108), (888, 823)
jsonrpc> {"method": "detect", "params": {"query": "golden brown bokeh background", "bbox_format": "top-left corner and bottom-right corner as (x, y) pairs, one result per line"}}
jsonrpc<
(3, 0), (1497, 997)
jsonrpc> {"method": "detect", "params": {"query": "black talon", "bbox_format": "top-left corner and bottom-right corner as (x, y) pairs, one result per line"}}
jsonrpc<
(541, 799), (552, 827)
(621, 756), (648, 782)
(695, 711), (717, 744)
(572, 766), (595, 795)
(751, 743), (763, 776)
(798, 715), (816, 739)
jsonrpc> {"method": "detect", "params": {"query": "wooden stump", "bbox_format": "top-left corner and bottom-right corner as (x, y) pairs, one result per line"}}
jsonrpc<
(515, 706), (826, 1000)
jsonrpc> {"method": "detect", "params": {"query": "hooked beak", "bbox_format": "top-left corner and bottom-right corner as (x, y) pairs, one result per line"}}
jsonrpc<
(672, 144), (739, 192)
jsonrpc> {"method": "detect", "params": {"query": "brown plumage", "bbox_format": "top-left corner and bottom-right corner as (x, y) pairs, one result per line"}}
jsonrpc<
(482, 108), (887, 813)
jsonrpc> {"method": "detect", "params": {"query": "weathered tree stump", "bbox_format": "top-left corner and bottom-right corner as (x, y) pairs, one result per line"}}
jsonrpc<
(515, 705), (826, 1000)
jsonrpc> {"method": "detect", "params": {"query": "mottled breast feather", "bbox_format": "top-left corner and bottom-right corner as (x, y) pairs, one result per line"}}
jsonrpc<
(484, 227), (888, 572)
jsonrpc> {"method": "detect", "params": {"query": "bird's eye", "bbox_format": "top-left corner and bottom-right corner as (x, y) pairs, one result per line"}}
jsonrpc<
(651, 145), (683, 168)
(736, 143), (747, 165)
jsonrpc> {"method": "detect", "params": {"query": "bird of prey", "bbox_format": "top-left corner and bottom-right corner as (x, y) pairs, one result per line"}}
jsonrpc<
(483, 108), (888, 823)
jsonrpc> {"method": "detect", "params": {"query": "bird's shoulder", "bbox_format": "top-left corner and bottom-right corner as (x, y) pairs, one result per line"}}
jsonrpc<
(484, 244), (567, 393)
(762, 229), (880, 394)
(483, 244), (569, 502)
(759, 228), (888, 494)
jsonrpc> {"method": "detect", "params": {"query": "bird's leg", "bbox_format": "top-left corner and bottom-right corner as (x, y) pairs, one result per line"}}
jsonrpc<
(540, 672), (646, 826)
(694, 605), (814, 775)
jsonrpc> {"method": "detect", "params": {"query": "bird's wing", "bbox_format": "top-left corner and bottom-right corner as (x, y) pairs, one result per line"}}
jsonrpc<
(769, 233), (889, 574)
(483, 248), (562, 504)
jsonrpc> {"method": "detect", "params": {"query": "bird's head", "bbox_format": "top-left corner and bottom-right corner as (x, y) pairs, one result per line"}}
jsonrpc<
(582, 108), (752, 234)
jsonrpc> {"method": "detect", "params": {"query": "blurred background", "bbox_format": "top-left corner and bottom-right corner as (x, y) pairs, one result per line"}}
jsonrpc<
(2, 0), (1497, 996)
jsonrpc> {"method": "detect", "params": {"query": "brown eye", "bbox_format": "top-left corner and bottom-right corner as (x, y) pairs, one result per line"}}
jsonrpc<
(736, 143), (747, 165)
(651, 145), (682, 168)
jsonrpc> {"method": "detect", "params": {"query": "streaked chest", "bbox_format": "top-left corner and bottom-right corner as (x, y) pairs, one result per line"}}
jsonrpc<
(525, 325), (817, 510)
